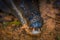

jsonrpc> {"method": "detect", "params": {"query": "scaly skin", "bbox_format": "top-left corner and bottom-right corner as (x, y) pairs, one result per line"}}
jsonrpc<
(0, 0), (43, 35)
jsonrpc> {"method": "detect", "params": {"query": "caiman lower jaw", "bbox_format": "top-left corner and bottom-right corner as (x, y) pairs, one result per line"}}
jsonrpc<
(31, 30), (41, 34)
(25, 27), (41, 35)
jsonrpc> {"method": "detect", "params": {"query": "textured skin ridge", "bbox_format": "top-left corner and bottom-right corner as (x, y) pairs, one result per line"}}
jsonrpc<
(0, 0), (43, 28)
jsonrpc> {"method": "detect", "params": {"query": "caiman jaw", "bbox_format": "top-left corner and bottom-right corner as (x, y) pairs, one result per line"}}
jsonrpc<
(9, 0), (43, 35)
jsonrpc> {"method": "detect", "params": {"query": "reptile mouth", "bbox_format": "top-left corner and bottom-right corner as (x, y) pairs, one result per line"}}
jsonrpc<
(0, 0), (44, 35)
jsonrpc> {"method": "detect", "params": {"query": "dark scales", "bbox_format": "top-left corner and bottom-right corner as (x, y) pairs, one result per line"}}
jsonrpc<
(0, 0), (43, 28)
